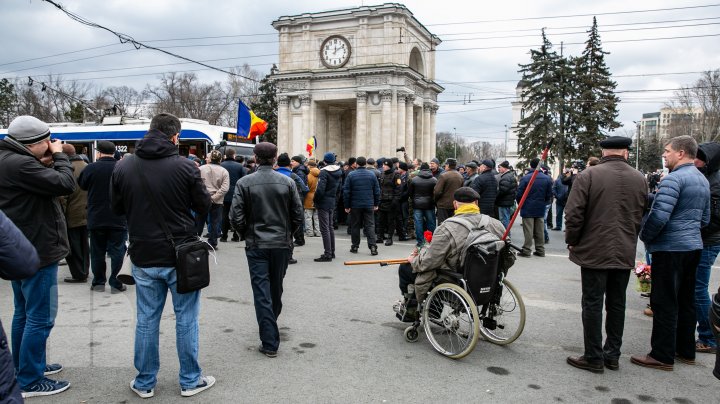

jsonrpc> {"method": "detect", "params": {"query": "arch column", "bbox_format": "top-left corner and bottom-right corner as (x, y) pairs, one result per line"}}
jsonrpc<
(429, 105), (438, 161)
(405, 95), (415, 159)
(277, 95), (290, 151)
(380, 90), (393, 157)
(355, 91), (368, 157)
(299, 94), (311, 155)
(423, 102), (432, 161)
(396, 92), (406, 154)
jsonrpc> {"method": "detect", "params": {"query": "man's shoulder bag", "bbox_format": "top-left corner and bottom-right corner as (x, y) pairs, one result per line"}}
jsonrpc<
(135, 157), (210, 294)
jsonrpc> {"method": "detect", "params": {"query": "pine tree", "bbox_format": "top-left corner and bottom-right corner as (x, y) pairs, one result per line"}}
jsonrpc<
(574, 17), (621, 160)
(250, 73), (278, 145)
(517, 30), (574, 165)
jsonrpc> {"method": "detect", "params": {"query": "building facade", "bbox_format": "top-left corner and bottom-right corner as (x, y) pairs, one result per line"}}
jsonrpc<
(271, 4), (443, 161)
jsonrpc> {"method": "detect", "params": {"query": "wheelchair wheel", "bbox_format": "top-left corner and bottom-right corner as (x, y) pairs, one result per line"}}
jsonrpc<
(404, 326), (419, 343)
(422, 283), (480, 359)
(479, 279), (526, 345)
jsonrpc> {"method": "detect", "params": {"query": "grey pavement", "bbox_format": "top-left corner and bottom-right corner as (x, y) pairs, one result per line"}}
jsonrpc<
(1, 220), (719, 403)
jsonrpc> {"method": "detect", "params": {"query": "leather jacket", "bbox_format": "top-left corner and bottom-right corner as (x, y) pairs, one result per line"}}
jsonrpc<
(230, 165), (304, 250)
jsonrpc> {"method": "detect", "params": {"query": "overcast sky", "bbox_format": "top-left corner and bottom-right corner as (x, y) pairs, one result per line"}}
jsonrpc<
(2, 0), (719, 144)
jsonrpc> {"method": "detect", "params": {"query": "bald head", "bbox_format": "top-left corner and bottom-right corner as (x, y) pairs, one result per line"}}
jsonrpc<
(61, 144), (76, 156)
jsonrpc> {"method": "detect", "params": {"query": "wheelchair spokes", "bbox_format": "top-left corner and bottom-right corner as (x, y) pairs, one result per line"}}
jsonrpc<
(422, 283), (480, 359)
(478, 279), (526, 345)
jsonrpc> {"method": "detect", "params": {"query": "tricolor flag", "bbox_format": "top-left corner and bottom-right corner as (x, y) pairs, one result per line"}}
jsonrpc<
(237, 99), (267, 140)
(306, 136), (317, 157)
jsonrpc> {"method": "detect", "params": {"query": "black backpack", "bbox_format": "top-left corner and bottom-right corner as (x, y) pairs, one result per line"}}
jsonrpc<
(445, 215), (506, 305)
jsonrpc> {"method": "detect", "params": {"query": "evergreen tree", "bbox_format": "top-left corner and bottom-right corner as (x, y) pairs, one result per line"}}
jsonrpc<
(250, 73), (278, 145)
(517, 30), (574, 165)
(574, 17), (621, 160)
(0, 78), (16, 127)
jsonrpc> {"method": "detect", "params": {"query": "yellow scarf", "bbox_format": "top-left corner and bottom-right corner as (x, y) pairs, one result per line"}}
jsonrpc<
(454, 204), (480, 216)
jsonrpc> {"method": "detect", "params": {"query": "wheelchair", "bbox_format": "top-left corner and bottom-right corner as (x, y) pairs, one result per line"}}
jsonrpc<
(396, 245), (526, 359)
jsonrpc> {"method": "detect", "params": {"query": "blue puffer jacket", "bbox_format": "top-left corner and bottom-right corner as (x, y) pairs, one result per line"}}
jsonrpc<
(640, 162), (710, 252)
(343, 167), (380, 209)
(516, 169), (553, 218)
(0, 209), (40, 402)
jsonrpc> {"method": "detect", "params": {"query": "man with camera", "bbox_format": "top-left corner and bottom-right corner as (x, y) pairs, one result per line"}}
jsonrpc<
(0, 115), (76, 397)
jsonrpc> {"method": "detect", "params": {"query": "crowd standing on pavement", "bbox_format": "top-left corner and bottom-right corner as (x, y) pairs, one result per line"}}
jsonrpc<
(1, 113), (719, 400)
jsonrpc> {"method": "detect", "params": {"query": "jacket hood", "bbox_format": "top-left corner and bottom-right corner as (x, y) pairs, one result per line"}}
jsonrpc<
(309, 167), (320, 177)
(322, 164), (341, 172)
(417, 169), (433, 179)
(135, 129), (179, 159)
(698, 142), (720, 174)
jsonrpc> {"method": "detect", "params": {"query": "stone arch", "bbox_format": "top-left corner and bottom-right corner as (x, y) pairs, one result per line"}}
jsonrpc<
(409, 47), (424, 76)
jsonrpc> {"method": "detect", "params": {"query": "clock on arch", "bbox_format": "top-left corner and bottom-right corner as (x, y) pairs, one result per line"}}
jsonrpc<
(320, 35), (351, 68)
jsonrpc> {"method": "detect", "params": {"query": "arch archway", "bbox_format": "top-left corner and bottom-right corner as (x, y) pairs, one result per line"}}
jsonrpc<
(409, 47), (424, 76)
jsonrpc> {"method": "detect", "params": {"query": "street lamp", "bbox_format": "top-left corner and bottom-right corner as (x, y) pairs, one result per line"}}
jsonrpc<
(454, 127), (457, 159)
(633, 120), (640, 170)
(504, 124), (508, 160)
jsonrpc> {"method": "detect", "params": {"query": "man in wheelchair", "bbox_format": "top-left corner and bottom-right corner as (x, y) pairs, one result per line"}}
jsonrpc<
(394, 187), (506, 322)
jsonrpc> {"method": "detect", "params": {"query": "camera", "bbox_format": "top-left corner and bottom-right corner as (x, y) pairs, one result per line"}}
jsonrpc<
(396, 146), (405, 153)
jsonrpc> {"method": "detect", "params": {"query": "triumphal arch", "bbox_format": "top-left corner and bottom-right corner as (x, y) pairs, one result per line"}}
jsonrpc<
(271, 3), (443, 161)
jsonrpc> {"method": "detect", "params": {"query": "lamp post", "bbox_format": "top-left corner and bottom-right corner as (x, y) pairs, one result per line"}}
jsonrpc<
(453, 127), (457, 159)
(504, 124), (508, 160)
(633, 120), (640, 170)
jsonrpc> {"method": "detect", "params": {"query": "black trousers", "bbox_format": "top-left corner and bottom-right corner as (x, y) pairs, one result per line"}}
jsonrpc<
(246, 248), (289, 352)
(350, 208), (376, 249)
(318, 208), (335, 257)
(66, 226), (89, 280)
(396, 201), (409, 239)
(378, 208), (396, 241)
(580, 267), (631, 362)
(221, 201), (239, 240)
(436, 208), (454, 225)
(650, 250), (701, 364)
(398, 263), (416, 295)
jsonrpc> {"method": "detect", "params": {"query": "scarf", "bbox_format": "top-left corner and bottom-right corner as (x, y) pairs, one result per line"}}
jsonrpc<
(454, 203), (480, 216)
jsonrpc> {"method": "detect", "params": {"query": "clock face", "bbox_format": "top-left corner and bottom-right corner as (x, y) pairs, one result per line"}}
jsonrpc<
(320, 35), (351, 68)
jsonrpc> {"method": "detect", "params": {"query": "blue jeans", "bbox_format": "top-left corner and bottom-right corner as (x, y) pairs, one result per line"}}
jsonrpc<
(131, 265), (202, 390)
(246, 249), (290, 352)
(696, 244), (720, 346)
(196, 204), (223, 247)
(90, 229), (128, 288)
(498, 206), (514, 236)
(11, 263), (58, 388)
(413, 209), (436, 246)
(555, 202), (565, 230)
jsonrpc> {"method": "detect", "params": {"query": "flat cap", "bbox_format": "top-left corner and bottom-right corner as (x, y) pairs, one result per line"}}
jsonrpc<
(481, 159), (495, 169)
(454, 187), (481, 203)
(465, 162), (478, 169)
(499, 160), (511, 169)
(97, 141), (116, 154)
(8, 115), (51, 144)
(253, 142), (278, 159)
(599, 136), (632, 149)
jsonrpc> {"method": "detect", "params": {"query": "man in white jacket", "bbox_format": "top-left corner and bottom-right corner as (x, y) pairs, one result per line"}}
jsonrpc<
(197, 150), (229, 249)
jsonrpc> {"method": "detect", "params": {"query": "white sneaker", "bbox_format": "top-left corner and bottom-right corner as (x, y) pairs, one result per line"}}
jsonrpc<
(130, 379), (154, 399)
(181, 375), (216, 397)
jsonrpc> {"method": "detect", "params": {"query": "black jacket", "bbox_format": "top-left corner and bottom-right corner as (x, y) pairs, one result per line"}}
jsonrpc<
(220, 159), (246, 204)
(496, 170), (518, 207)
(0, 138), (76, 267)
(314, 165), (342, 210)
(230, 165), (303, 250)
(111, 130), (211, 267)
(379, 169), (401, 210)
(471, 170), (499, 217)
(408, 169), (437, 210)
(78, 157), (127, 230)
(699, 142), (720, 246)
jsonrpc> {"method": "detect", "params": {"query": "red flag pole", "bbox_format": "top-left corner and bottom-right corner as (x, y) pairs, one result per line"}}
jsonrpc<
(501, 139), (554, 241)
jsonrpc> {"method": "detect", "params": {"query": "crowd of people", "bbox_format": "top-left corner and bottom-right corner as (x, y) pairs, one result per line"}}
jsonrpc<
(0, 113), (719, 400)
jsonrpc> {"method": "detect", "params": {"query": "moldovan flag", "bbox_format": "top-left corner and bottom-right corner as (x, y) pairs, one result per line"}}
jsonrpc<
(237, 99), (267, 140)
(306, 136), (317, 157)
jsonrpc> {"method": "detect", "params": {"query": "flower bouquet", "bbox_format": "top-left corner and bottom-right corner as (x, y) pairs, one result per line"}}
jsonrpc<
(634, 261), (651, 293)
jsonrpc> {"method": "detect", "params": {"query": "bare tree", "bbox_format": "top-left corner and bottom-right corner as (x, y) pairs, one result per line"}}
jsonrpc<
(101, 85), (146, 117)
(12, 75), (95, 123)
(145, 72), (230, 124)
(222, 64), (263, 127)
(666, 69), (720, 142)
